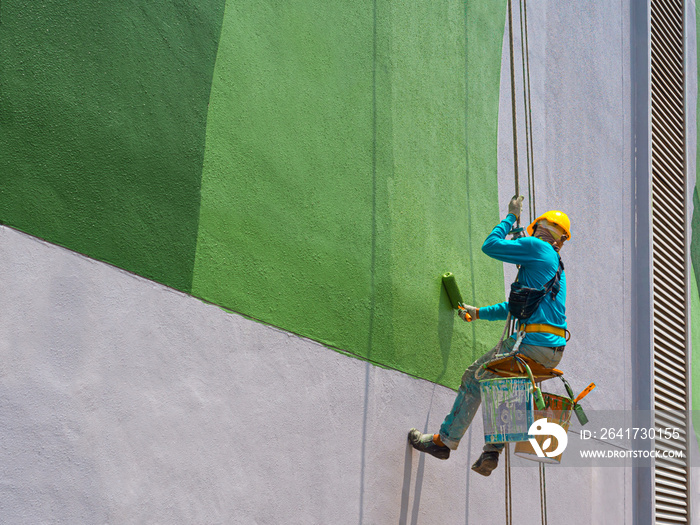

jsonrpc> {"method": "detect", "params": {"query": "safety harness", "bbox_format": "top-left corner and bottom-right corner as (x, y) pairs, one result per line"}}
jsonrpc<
(507, 255), (566, 348)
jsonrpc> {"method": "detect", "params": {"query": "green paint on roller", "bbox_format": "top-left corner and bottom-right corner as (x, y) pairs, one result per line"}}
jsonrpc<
(442, 272), (464, 309)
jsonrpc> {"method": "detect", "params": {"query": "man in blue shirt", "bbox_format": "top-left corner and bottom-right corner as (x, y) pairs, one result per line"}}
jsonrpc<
(408, 196), (571, 477)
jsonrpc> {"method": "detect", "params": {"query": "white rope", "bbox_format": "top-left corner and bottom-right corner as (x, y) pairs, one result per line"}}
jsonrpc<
(517, 2), (548, 520)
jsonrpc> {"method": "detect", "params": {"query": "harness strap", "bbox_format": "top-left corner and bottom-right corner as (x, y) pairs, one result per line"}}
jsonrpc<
(511, 329), (527, 353)
(519, 323), (567, 339)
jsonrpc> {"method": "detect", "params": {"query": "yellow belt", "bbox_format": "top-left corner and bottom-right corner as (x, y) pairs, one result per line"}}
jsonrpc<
(519, 323), (567, 339)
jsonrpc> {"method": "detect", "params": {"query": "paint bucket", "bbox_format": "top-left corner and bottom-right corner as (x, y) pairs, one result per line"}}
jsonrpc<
(514, 393), (573, 464)
(480, 377), (534, 443)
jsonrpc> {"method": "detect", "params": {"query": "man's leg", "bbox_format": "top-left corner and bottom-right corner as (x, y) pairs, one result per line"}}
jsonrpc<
(408, 339), (513, 460)
(408, 349), (491, 461)
(516, 343), (564, 370)
(439, 340), (513, 450)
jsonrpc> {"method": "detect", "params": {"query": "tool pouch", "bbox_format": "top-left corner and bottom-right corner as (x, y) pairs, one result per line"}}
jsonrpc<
(508, 282), (547, 319)
(508, 257), (564, 320)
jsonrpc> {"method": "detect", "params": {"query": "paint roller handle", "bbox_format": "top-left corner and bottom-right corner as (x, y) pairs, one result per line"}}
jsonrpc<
(574, 383), (596, 404)
(457, 303), (475, 322)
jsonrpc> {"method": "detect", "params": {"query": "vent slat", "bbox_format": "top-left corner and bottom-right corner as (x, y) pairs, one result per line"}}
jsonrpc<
(651, 120), (685, 159)
(654, 362), (687, 390)
(651, 62), (684, 114)
(652, 146), (686, 186)
(652, 266), (686, 303)
(655, 411), (688, 430)
(652, 173), (686, 210)
(653, 323), (686, 349)
(651, 115), (685, 152)
(651, 32), (683, 75)
(651, 1), (684, 34)
(652, 304), (687, 338)
(652, 294), (687, 326)
(653, 375), (687, 399)
(651, 199), (686, 237)
(650, 1), (686, 520)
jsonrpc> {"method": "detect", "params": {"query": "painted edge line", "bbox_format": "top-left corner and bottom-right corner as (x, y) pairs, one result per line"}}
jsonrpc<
(1, 224), (457, 392)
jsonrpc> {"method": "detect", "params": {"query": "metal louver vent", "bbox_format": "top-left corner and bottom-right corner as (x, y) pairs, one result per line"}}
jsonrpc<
(650, 0), (689, 523)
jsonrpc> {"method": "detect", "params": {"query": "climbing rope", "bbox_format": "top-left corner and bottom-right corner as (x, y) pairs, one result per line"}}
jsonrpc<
(504, 446), (513, 525)
(539, 463), (548, 525)
(504, 1), (518, 522)
(519, 0), (549, 516)
(519, 0), (536, 221)
(507, 0), (520, 205)
(503, 1), (549, 524)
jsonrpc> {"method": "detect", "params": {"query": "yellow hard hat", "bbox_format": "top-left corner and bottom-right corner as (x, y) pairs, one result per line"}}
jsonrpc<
(527, 210), (571, 240)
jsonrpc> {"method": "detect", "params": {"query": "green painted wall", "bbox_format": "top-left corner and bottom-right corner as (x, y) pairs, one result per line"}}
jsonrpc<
(679, 4), (700, 450)
(692, 187), (700, 445)
(691, 264), (700, 445)
(192, 0), (507, 388)
(0, 1), (226, 291)
(0, 0), (507, 389)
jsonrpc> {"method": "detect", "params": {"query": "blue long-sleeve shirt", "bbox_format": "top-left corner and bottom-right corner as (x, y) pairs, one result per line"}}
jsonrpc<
(479, 213), (567, 347)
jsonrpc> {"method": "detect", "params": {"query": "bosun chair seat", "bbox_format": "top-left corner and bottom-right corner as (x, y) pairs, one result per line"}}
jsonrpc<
(485, 354), (563, 383)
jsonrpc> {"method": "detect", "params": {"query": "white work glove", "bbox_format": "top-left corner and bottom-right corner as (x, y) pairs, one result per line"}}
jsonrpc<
(508, 195), (524, 219)
(458, 303), (478, 322)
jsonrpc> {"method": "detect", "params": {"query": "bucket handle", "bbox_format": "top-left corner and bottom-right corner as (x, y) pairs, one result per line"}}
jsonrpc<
(560, 376), (576, 402)
(517, 356), (545, 410)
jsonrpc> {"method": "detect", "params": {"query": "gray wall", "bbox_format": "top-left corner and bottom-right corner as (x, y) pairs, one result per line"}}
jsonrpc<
(0, 223), (630, 524)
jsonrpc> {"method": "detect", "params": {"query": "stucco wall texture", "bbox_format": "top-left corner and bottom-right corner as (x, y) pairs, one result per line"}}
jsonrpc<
(192, 0), (509, 389)
(0, 0), (699, 523)
(0, 0), (512, 391)
(0, 0), (226, 292)
(0, 226), (628, 524)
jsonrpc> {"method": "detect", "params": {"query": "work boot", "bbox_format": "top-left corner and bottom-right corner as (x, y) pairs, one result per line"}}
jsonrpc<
(407, 429), (450, 460)
(471, 451), (499, 476)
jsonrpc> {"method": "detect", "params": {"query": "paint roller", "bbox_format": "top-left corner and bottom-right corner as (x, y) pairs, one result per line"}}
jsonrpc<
(442, 272), (471, 321)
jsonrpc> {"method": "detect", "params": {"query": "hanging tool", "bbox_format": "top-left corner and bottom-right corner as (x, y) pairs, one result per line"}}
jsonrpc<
(561, 378), (595, 426)
(574, 382), (596, 404)
(509, 226), (526, 240)
(571, 382), (596, 425)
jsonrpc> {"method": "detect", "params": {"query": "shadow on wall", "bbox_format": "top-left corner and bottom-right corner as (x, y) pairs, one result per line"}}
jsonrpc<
(399, 440), (428, 525)
(437, 285), (455, 384)
(399, 409), (433, 525)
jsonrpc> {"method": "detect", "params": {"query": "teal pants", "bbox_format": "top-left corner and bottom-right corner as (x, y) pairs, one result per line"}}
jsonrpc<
(438, 338), (564, 452)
